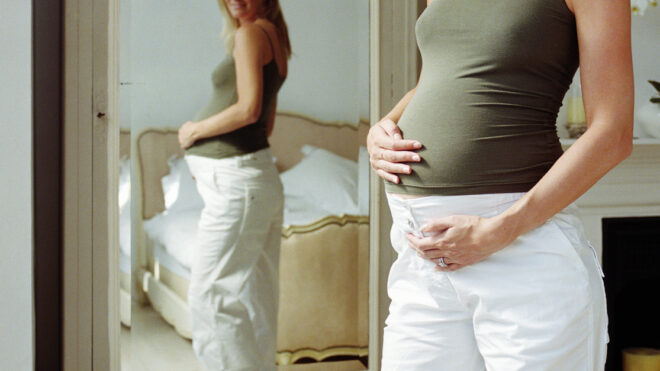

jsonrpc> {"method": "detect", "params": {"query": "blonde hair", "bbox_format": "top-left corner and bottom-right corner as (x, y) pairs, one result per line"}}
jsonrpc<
(217, 0), (292, 59)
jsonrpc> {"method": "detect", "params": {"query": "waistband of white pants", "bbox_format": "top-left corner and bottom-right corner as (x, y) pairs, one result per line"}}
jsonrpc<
(387, 192), (526, 231)
(185, 148), (274, 171)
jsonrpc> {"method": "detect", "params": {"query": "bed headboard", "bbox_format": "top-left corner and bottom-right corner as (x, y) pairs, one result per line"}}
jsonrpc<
(135, 112), (369, 221)
(269, 112), (369, 172)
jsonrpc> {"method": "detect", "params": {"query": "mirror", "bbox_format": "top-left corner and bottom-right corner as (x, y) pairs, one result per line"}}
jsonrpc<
(118, 0), (370, 369)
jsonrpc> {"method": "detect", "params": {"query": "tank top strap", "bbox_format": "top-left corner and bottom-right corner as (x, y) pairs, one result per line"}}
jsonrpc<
(254, 23), (275, 57)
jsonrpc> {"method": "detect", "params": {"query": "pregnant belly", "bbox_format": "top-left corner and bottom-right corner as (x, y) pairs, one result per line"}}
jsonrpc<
(394, 95), (561, 190)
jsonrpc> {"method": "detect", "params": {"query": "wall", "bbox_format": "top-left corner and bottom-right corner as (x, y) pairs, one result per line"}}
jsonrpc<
(0, 1), (34, 370)
(557, 8), (660, 138)
(279, 0), (370, 123)
(120, 0), (370, 133)
(119, 0), (223, 131)
(630, 7), (660, 137)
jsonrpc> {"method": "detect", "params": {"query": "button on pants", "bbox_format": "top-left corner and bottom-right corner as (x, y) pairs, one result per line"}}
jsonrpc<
(382, 193), (608, 371)
(185, 150), (283, 371)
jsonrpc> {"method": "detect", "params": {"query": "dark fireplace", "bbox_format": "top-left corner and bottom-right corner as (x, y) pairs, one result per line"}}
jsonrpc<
(602, 216), (660, 371)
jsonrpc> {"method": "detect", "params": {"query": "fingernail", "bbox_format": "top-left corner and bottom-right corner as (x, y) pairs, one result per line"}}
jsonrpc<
(413, 141), (422, 148)
(412, 154), (420, 161)
(406, 166), (412, 174)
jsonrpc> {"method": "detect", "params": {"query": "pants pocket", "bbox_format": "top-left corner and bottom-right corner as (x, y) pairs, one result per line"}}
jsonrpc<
(551, 212), (605, 278)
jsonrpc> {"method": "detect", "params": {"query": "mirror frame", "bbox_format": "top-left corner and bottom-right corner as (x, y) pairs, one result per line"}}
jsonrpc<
(62, 0), (120, 369)
(61, 0), (420, 369)
(368, 1), (420, 369)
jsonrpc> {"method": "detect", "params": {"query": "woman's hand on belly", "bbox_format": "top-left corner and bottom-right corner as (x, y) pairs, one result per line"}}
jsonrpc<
(178, 121), (197, 149)
(367, 118), (422, 183)
(406, 214), (512, 271)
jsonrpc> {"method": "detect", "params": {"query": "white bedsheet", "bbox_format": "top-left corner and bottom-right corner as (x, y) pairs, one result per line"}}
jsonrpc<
(142, 146), (368, 271)
(151, 237), (192, 280)
(143, 209), (198, 270)
(142, 195), (348, 272)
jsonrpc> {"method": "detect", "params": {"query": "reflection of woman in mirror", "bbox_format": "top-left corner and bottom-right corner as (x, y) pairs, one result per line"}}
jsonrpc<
(368, 0), (632, 369)
(177, 0), (290, 369)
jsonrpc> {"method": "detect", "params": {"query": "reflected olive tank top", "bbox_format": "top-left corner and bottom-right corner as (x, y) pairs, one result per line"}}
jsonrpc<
(385, 0), (579, 195)
(186, 25), (286, 159)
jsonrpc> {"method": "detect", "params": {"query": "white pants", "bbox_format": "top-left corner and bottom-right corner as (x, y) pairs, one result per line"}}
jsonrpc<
(382, 192), (608, 371)
(185, 149), (283, 371)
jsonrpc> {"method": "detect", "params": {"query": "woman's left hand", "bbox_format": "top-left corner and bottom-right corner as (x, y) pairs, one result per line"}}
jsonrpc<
(178, 121), (197, 149)
(406, 215), (511, 271)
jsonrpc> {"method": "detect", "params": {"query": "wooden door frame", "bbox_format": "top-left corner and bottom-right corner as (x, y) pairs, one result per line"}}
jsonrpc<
(62, 0), (120, 369)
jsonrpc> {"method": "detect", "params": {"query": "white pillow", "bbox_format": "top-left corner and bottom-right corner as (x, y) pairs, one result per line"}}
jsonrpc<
(117, 156), (132, 256)
(161, 156), (181, 210)
(118, 156), (131, 213)
(163, 156), (205, 212)
(280, 145), (359, 217)
(357, 146), (370, 215)
(119, 200), (131, 257)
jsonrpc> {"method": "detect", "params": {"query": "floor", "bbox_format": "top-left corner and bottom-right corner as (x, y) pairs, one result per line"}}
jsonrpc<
(121, 304), (203, 371)
(120, 304), (367, 371)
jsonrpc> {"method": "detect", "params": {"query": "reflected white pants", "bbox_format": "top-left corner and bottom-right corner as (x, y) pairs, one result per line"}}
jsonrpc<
(185, 149), (283, 371)
(382, 193), (608, 371)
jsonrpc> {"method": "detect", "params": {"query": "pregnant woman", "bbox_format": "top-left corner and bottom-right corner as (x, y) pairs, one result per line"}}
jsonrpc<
(367, 0), (633, 369)
(177, 0), (290, 369)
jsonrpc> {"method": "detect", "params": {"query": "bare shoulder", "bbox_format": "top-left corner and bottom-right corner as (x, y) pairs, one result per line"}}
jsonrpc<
(233, 23), (269, 62)
(254, 18), (276, 32)
(234, 22), (266, 46)
(253, 18), (288, 74)
(253, 19), (280, 46)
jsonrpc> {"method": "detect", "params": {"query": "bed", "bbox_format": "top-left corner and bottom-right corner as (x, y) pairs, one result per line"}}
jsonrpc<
(132, 112), (370, 366)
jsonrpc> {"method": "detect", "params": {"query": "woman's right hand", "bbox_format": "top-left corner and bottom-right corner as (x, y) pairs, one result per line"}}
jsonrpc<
(366, 118), (422, 184)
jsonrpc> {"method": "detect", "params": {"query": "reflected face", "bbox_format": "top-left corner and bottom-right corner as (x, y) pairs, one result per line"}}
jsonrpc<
(224, 0), (262, 23)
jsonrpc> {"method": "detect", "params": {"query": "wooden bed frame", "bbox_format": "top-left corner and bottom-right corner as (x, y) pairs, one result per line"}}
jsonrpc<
(131, 112), (370, 366)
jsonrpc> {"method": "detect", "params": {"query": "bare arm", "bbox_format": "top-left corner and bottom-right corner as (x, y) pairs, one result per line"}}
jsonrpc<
(367, 66), (426, 182)
(367, 1), (434, 182)
(495, 0), (633, 242)
(178, 24), (266, 148)
(409, 0), (634, 269)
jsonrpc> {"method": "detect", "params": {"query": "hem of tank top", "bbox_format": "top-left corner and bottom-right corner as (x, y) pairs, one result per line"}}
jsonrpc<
(184, 143), (270, 160)
(384, 181), (536, 196)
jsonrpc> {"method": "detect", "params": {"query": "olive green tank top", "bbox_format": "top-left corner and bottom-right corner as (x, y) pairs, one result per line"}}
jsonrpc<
(186, 26), (286, 159)
(385, 0), (579, 195)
